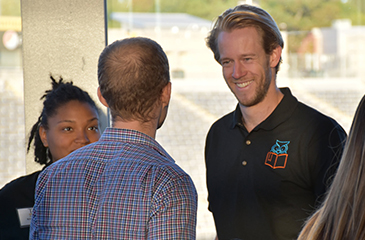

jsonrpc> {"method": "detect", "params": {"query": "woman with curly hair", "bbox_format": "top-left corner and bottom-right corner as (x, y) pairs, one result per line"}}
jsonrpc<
(0, 75), (101, 239)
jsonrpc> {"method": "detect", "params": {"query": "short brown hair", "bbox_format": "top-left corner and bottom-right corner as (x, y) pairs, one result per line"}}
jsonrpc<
(98, 37), (170, 122)
(206, 4), (284, 73)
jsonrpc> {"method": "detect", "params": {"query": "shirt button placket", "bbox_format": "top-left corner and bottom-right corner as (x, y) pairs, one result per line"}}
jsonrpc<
(242, 139), (251, 166)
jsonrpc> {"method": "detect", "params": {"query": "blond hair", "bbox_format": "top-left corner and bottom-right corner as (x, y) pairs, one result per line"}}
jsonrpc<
(206, 4), (284, 73)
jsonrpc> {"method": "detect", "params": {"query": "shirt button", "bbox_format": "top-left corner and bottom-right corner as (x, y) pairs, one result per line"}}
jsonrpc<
(246, 140), (251, 145)
(242, 161), (247, 166)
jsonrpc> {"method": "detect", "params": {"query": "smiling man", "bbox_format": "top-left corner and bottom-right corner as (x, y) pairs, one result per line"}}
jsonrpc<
(205, 4), (347, 240)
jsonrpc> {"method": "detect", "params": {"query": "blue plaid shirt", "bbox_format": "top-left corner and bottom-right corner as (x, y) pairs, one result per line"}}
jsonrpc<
(30, 128), (197, 239)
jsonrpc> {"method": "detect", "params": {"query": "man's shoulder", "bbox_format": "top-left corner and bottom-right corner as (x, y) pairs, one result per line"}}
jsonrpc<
(291, 101), (347, 143)
(151, 161), (197, 200)
(158, 159), (191, 179)
(55, 140), (101, 164)
(39, 144), (98, 180)
(210, 110), (236, 129)
(295, 101), (342, 127)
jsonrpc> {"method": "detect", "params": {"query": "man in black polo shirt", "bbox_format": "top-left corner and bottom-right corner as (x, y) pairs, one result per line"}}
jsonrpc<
(204, 4), (346, 240)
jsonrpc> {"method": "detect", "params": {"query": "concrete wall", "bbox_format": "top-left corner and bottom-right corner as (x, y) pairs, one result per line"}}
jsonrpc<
(21, 0), (107, 173)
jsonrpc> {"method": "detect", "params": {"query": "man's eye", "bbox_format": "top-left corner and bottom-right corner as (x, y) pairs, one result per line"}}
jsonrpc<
(221, 60), (231, 65)
(63, 127), (72, 131)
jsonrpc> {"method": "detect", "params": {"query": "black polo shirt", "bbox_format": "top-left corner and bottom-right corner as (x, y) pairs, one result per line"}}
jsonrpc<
(0, 170), (41, 239)
(205, 88), (346, 240)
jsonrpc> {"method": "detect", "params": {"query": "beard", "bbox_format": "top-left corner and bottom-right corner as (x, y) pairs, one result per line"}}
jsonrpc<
(238, 59), (272, 107)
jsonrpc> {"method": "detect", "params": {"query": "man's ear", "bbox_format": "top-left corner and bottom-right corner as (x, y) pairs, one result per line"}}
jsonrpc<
(97, 87), (109, 108)
(161, 82), (171, 107)
(269, 45), (282, 68)
(39, 126), (49, 148)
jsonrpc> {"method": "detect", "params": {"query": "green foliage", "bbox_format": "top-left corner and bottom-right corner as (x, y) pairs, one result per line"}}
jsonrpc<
(108, 0), (239, 22)
(2, 0), (365, 29)
(261, 0), (362, 31)
(107, 0), (365, 30)
(259, 0), (364, 52)
(1, 0), (362, 53)
(106, 0), (365, 53)
(159, 0), (238, 22)
(1, 0), (21, 16)
(287, 31), (310, 53)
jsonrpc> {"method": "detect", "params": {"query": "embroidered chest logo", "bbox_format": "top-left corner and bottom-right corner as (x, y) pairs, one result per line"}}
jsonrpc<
(265, 140), (290, 169)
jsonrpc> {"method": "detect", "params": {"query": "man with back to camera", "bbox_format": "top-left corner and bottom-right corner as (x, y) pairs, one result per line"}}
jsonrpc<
(204, 4), (346, 240)
(30, 37), (198, 239)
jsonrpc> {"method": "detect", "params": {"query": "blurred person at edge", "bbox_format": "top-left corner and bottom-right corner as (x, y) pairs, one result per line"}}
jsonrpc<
(204, 4), (347, 240)
(0, 75), (101, 239)
(30, 37), (198, 239)
(298, 94), (365, 240)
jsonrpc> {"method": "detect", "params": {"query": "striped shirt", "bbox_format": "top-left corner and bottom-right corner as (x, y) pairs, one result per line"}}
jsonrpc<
(30, 128), (197, 239)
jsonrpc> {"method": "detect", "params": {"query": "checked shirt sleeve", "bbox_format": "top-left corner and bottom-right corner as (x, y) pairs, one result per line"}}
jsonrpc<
(29, 170), (49, 240)
(148, 173), (197, 239)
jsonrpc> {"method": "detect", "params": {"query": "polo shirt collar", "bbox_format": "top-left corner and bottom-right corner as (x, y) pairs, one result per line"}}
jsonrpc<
(231, 104), (243, 129)
(231, 87), (298, 131)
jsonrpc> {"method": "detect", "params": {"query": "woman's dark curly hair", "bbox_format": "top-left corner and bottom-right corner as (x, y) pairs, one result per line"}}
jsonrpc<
(27, 75), (98, 166)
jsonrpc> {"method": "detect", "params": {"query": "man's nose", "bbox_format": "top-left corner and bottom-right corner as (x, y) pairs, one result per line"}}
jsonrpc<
(232, 62), (247, 80)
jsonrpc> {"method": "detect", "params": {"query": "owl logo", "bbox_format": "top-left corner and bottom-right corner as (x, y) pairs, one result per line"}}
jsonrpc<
(265, 140), (290, 169)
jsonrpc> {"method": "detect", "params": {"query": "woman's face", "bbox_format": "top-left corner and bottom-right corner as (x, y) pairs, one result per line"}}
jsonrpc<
(39, 100), (101, 162)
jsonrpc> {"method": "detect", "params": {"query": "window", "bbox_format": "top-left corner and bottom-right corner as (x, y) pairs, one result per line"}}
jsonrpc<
(0, 1), (364, 239)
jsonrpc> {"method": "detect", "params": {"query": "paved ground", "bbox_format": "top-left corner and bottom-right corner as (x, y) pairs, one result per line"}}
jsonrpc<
(156, 90), (236, 239)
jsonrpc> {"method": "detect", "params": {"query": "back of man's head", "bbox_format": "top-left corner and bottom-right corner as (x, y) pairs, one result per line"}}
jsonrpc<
(98, 37), (170, 122)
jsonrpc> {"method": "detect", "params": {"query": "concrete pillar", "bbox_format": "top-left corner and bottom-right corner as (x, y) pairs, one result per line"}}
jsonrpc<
(21, 0), (108, 173)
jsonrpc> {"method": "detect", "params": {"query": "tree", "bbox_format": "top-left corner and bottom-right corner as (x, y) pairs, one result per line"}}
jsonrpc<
(261, 0), (363, 31)
(107, 0), (365, 30)
(107, 0), (239, 24)
(1, 0), (21, 16)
